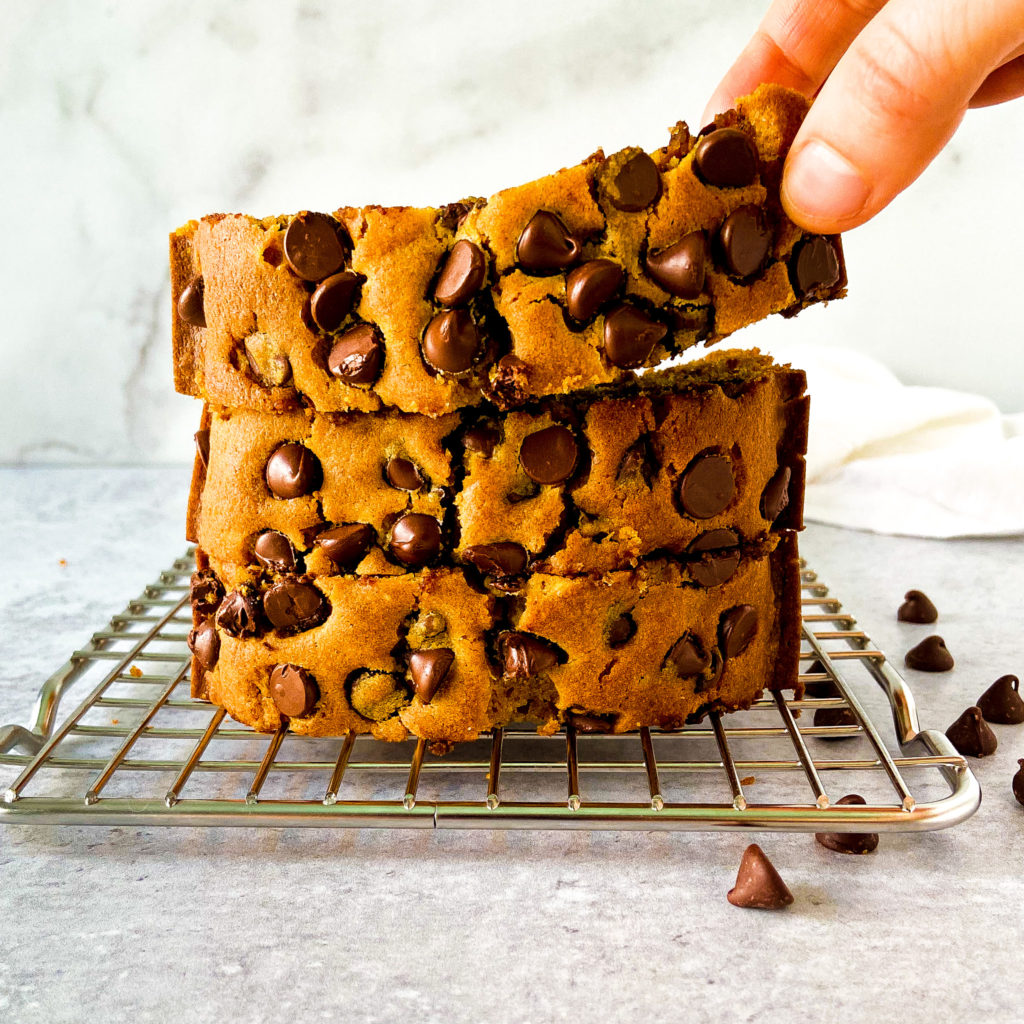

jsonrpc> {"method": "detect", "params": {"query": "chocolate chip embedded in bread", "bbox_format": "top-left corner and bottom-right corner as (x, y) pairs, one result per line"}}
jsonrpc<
(603, 304), (668, 369)
(499, 632), (560, 679)
(311, 270), (363, 333)
(283, 211), (347, 281)
(977, 675), (1024, 725)
(253, 530), (297, 572)
(679, 453), (735, 519)
(178, 274), (206, 328)
(266, 443), (322, 499)
(328, 324), (384, 385)
(814, 795), (879, 854)
(463, 421), (501, 458)
(565, 259), (624, 322)
(519, 425), (578, 485)
(897, 590), (938, 623)
(791, 236), (841, 298)
(316, 523), (375, 570)
(463, 542), (529, 576)
(348, 671), (410, 722)
(606, 611), (636, 648)
(385, 457), (426, 492)
(421, 309), (481, 374)
(187, 622), (220, 671)
(727, 843), (793, 910)
(263, 579), (326, 633)
(694, 128), (759, 188)
(389, 513), (443, 567)
(645, 233), (707, 299)
(215, 590), (259, 638)
(687, 529), (741, 588)
(946, 706), (998, 758)
(760, 466), (792, 523)
(190, 569), (223, 613)
(606, 149), (662, 212)
(720, 605), (758, 659)
(717, 205), (771, 279)
(616, 435), (658, 489)
(565, 709), (616, 733)
(434, 240), (487, 307)
(408, 648), (455, 703)
(905, 635), (954, 672)
(269, 664), (319, 718)
(516, 211), (582, 273)
(664, 633), (709, 677)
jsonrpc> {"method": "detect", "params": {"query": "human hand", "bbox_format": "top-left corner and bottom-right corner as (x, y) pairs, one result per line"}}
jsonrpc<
(704, 0), (1024, 233)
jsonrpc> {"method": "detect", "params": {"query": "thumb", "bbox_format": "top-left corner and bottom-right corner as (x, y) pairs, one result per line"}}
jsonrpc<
(782, 0), (1024, 233)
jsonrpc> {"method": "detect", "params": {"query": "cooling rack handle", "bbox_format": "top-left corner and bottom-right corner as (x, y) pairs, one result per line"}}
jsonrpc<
(0, 657), (84, 754)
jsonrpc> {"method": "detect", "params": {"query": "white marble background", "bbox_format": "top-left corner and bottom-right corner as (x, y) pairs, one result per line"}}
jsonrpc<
(0, 0), (1022, 464)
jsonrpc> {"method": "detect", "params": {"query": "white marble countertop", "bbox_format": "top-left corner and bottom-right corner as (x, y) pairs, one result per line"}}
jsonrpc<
(1, 467), (1022, 1024)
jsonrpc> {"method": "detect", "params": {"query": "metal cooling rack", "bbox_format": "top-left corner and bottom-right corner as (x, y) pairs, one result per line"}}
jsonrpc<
(0, 551), (980, 833)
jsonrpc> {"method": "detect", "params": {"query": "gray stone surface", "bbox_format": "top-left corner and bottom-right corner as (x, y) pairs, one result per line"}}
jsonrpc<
(1, 468), (1022, 1023)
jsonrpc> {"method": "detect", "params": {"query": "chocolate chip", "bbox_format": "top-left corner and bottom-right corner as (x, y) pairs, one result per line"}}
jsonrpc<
(187, 622), (220, 671)
(190, 569), (223, 613)
(978, 675), (1024, 725)
(720, 605), (758, 659)
(1014, 760), (1024, 807)
(463, 543), (529, 576)
(565, 709), (616, 733)
(565, 259), (624, 322)
(897, 590), (938, 624)
(609, 151), (662, 212)
(905, 635), (954, 672)
(283, 212), (346, 281)
(519, 425), (578, 485)
(727, 844), (793, 910)
(690, 549), (741, 588)
(791, 236), (840, 298)
(178, 274), (206, 328)
(814, 794), (879, 854)
(516, 211), (581, 273)
(616, 435), (658, 488)
(311, 270), (363, 332)
(946, 706), (998, 758)
(266, 443), (322, 499)
(422, 309), (481, 374)
(717, 205), (771, 278)
(263, 579), (326, 633)
(603, 304), (668, 369)
(688, 529), (740, 553)
(348, 671), (409, 721)
(802, 659), (840, 699)
(316, 523), (375, 570)
(463, 422), (500, 458)
(215, 591), (259, 638)
(499, 633), (560, 679)
(194, 428), (210, 470)
(607, 611), (636, 648)
(408, 648), (455, 703)
(694, 128), (758, 188)
(813, 707), (858, 732)
(253, 530), (297, 572)
(328, 324), (384, 385)
(645, 233), (707, 299)
(389, 513), (442, 567)
(665, 633), (709, 677)
(385, 457), (426, 492)
(269, 664), (319, 718)
(704, 649), (724, 690)
(760, 466), (792, 522)
(434, 240), (486, 307)
(679, 453), (735, 519)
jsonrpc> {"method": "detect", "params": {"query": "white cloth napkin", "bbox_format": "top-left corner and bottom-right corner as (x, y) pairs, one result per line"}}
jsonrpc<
(753, 342), (1024, 538)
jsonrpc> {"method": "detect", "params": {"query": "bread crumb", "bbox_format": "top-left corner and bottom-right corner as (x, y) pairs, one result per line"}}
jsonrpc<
(740, 776), (756, 786)
(58, 559), (67, 567)
(129, 665), (143, 678)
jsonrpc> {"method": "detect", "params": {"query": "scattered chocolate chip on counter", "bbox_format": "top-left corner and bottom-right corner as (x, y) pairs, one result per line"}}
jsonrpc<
(946, 706), (998, 758)
(977, 674), (1024, 725)
(897, 589), (938, 623)
(1014, 760), (1024, 808)
(904, 635), (954, 672)
(813, 706), (858, 734)
(727, 844), (793, 910)
(814, 794), (880, 854)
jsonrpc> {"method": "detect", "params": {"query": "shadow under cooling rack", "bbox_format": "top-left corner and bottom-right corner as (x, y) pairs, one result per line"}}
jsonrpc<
(0, 552), (980, 833)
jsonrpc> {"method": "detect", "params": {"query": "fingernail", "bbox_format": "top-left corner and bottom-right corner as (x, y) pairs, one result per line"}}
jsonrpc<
(782, 140), (870, 224)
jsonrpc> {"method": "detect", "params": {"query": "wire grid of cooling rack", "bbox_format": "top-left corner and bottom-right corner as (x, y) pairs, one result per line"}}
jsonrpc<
(0, 550), (980, 832)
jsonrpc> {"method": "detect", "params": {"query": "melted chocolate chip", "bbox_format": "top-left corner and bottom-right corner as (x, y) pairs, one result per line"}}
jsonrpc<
(516, 211), (582, 273)
(727, 843), (793, 910)
(422, 309), (481, 374)
(616, 435), (659, 488)
(311, 270), (363, 333)
(609, 151), (662, 212)
(178, 274), (206, 328)
(565, 259), (624, 321)
(791, 236), (841, 298)
(499, 632), (560, 679)
(269, 664), (319, 718)
(266, 443), (322, 499)
(215, 591), (259, 638)
(814, 795), (880, 854)
(328, 324), (384, 385)
(565, 709), (616, 733)
(905, 635), (954, 672)
(645, 233), (707, 299)
(194, 428), (210, 470)
(187, 622), (220, 671)
(434, 240), (487, 307)
(717, 205), (771, 279)
(897, 590), (938, 624)
(694, 128), (759, 188)
(316, 523), (375, 570)
(665, 633), (709, 677)
(977, 675), (1024, 725)
(253, 530), (297, 572)
(519, 425), (578, 485)
(283, 212), (346, 281)
(603, 304), (668, 369)
(263, 579), (326, 633)
(720, 605), (758, 659)
(463, 422), (500, 458)
(679, 453), (735, 519)
(389, 513), (443, 567)
(607, 611), (636, 648)
(946, 706), (998, 758)
(463, 543), (529, 576)
(760, 466), (792, 522)
(408, 648), (455, 703)
(190, 569), (223, 613)
(385, 457), (426, 492)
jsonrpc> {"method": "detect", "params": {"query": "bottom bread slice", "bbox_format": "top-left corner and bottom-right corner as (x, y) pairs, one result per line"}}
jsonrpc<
(189, 533), (800, 750)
